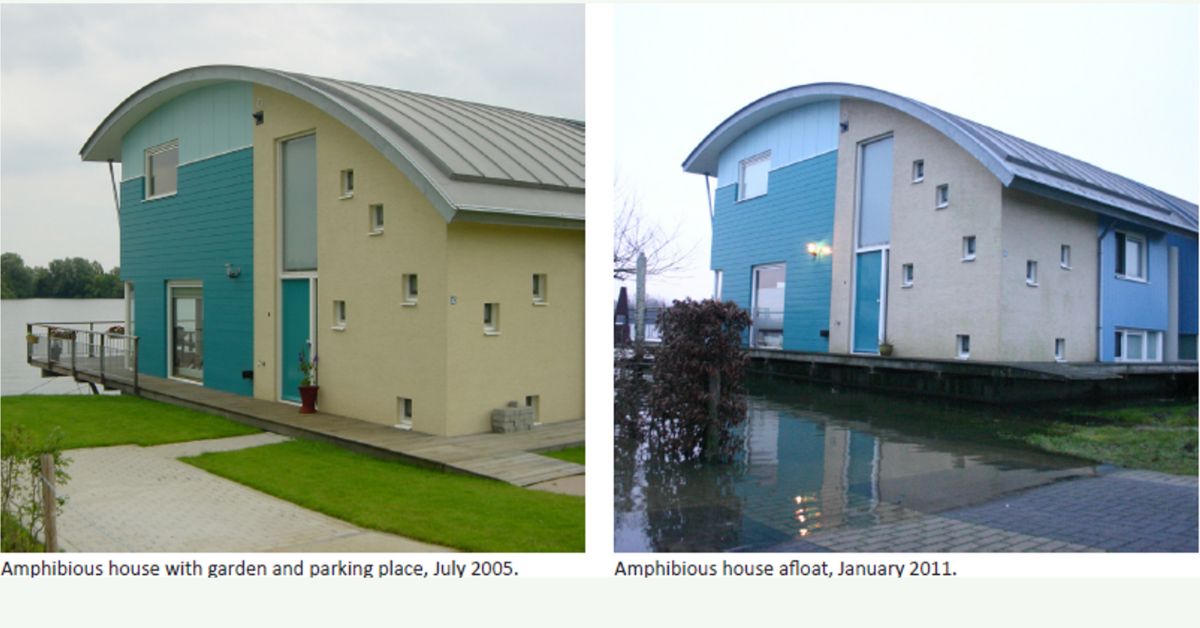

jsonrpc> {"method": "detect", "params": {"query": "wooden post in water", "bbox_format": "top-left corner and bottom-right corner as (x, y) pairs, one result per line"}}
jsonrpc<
(635, 252), (647, 345)
(39, 454), (58, 553)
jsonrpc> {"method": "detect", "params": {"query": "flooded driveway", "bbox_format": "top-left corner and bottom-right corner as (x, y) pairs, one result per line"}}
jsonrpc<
(615, 379), (1198, 552)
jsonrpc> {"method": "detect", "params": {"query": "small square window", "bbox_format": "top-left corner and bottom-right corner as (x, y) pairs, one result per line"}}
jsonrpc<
(1060, 244), (1071, 269)
(738, 151), (771, 201)
(525, 394), (540, 423)
(484, 302), (500, 334)
(1055, 338), (1066, 362)
(145, 140), (179, 199)
(1026, 260), (1038, 286)
(532, 274), (547, 304)
(340, 169), (355, 198)
(935, 184), (949, 209)
(962, 236), (977, 261)
(397, 397), (413, 429)
(402, 274), (418, 305)
(912, 160), (925, 183)
(901, 263), (914, 287)
(369, 204), (384, 234)
(956, 334), (970, 359)
(333, 300), (346, 329)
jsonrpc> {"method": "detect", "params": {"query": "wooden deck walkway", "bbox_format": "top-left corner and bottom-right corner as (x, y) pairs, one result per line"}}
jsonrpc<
(30, 357), (585, 487)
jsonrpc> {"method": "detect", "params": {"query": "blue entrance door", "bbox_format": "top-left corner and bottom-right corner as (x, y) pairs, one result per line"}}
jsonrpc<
(281, 279), (311, 402)
(853, 251), (883, 353)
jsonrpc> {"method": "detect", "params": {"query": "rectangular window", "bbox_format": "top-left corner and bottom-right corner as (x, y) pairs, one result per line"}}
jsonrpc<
(858, 137), (894, 247)
(738, 151), (771, 201)
(1115, 232), (1146, 280)
(751, 263), (786, 348)
(402, 274), (418, 305)
(1055, 338), (1066, 362)
(484, 303), (500, 334)
(936, 184), (949, 209)
(532, 274), (547, 304)
(340, 169), (355, 198)
(333, 300), (346, 329)
(912, 159), (925, 183)
(525, 394), (540, 423)
(956, 334), (970, 359)
(1026, 260), (1038, 286)
(1060, 244), (1071, 269)
(282, 134), (317, 271)
(369, 204), (384, 234)
(901, 263), (914, 287)
(1115, 329), (1163, 362)
(397, 397), (413, 429)
(962, 236), (976, 261)
(145, 140), (179, 199)
(1179, 334), (1197, 360)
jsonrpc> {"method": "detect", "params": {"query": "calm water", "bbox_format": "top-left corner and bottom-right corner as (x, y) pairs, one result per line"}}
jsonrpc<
(614, 378), (1097, 552)
(1, 299), (124, 396)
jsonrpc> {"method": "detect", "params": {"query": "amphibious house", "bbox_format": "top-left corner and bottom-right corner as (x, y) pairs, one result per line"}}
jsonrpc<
(81, 65), (584, 436)
(684, 83), (1197, 363)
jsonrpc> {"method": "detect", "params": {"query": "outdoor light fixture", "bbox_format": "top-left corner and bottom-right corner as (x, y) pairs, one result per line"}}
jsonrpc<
(807, 242), (832, 259)
(225, 263), (242, 278)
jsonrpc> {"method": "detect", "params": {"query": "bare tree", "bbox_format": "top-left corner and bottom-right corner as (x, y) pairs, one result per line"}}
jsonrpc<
(613, 182), (694, 280)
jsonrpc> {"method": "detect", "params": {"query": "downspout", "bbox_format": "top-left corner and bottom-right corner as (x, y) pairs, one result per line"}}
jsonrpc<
(1097, 220), (1116, 361)
(107, 159), (121, 219)
(705, 173), (715, 221)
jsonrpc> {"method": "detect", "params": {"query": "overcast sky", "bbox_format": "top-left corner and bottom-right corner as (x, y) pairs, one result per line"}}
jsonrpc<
(615, 3), (1199, 302)
(0, 3), (583, 270)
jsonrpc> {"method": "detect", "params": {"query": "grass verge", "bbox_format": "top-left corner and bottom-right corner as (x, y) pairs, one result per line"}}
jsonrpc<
(542, 445), (585, 465)
(0, 395), (259, 449)
(183, 439), (584, 552)
(1029, 402), (1198, 476)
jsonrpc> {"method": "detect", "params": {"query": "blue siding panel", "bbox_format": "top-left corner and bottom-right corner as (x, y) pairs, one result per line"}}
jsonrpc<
(121, 82), (252, 179)
(1098, 219), (1169, 361)
(1168, 233), (1198, 337)
(120, 148), (254, 395)
(716, 100), (839, 188)
(711, 151), (838, 352)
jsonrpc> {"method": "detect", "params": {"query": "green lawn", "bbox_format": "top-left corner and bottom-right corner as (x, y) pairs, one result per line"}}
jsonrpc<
(183, 439), (585, 552)
(542, 445), (585, 465)
(1030, 401), (1198, 476)
(0, 395), (259, 449)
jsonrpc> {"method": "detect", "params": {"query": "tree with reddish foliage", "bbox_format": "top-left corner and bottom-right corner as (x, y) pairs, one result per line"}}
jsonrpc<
(649, 298), (752, 461)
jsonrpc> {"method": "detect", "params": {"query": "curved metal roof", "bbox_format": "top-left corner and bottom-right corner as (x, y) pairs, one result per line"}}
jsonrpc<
(82, 65), (584, 226)
(684, 83), (1196, 234)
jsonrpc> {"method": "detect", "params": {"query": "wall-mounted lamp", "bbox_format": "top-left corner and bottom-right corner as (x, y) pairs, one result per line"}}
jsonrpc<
(225, 263), (242, 279)
(252, 111), (264, 125)
(806, 242), (832, 259)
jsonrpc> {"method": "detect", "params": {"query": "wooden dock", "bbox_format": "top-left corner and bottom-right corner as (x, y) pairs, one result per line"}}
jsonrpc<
(29, 356), (584, 487)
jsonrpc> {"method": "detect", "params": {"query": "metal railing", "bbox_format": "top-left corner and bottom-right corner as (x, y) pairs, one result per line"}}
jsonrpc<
(25, 321), (139, 394)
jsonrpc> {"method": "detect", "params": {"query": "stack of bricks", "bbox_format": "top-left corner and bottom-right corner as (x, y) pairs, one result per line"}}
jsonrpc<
(491, 401), (534, 433)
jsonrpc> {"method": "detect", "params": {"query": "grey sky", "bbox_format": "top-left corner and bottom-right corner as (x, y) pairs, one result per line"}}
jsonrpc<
(0, 3), (583, 269)
(615, 3), (1199, 302)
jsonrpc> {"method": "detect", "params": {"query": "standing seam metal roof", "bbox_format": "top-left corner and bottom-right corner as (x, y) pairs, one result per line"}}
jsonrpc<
(683, 83), (1196, 235)
(81, 65), (584, 226)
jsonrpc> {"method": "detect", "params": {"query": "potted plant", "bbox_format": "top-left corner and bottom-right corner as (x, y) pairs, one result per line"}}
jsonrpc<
(48, 327), (74, 361)
(25, 333), (39, 345)
(878, 341), (894, 357)
(298, 350), (319, 414)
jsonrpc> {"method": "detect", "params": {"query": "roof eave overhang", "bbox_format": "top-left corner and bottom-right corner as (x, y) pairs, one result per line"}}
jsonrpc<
(1010, 178), (1198, 238)
(452, 205), (584, 230)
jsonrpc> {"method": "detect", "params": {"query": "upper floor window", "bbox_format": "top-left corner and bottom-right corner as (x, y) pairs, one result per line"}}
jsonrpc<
(912, 160), (925, 183)
(935, 184), (949, 209)
(1115, 232), (1147, 281)
(532, 274), (547, 304)
(738, 151), (771, 201)
(340, 169), (355, 199)
(962, 236), (977, 261)
(1060, 244), (1071, 269)
(145, 140), (179, 200)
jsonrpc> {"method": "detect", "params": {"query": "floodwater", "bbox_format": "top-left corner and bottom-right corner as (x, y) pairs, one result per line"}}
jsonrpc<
(1, 299), (123, 396)
(614, 377), (1097, 552)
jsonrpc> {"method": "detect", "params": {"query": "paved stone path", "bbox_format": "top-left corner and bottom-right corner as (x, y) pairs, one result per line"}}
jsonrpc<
(768, 469), (1197, 553)
(56, 434), (454, 552)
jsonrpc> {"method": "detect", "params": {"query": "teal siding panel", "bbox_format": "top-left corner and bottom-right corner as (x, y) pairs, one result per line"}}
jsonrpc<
(120, 82), (252, 180)
(120, 148), (254, 395)
(711, 151), (838, 352)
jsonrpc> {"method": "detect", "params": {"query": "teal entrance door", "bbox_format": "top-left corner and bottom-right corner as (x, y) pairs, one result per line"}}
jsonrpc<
(853, 250), (883, 353)
(281, 278), (311, 402)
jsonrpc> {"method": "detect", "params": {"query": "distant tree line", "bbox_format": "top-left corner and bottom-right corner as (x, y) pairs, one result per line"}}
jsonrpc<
(1, 253), (122, 299)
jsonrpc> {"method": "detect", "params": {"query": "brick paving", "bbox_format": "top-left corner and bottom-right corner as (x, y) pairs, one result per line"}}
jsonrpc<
(769, 470), (1197, 553)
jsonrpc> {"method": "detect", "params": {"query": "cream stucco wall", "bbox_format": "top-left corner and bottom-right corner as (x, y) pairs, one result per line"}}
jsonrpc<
(444, 222), (584, 436)
(252, 85), (451, 432)
(998, 189), (1098, 361)
(828, 99), (1004, 359)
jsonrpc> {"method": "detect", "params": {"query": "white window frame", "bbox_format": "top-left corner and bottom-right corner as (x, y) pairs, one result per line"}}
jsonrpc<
(525, 394), (541, 424)
(1060, 244), (1071, 269)
(145, 140), (180, 201)
(1055, 338), (1066, 362)
(1026, 260), (1039, 286)
(935, 184), (949, 209)
(369, 204), (384, 235)
(956, 334), (970, 360)
(532, 274), (548, 305)
(396, 397), (413, 430)
(340, 169), (355, 199)
(912, 159), (925, 183)
(1116, 231), (1148, 282)
(332, 300), (346, 330)
(484, 302), (500, 335)
(737, 151), (771, 202)
(962, 236), (976, 261)
(901, 263), (914, 288)
(1115, 328), (1162, 363)
(402, 274), (418, 306)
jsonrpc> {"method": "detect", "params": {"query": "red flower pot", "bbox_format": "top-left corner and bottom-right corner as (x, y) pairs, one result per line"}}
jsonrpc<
(299, 385), (319, 414)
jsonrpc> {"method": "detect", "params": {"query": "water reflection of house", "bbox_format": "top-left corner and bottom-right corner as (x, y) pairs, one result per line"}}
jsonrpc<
(687, 84), (1197, 362)
(80, 65), (584, 436)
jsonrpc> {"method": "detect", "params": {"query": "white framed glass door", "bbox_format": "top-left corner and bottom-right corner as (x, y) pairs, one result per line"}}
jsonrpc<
(168, 283), (203, 382)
